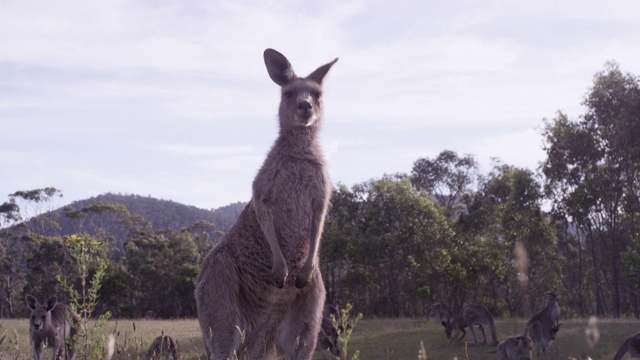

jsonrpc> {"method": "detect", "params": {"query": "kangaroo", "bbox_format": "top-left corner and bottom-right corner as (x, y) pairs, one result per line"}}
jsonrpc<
(613, 332), (640, 360)
(442, 304), (498, 346)
(195, 48), (338, 360)
(496, 334), (533, 360)
(146, 335), (178, 360)
(525, 289), (561, 356)
(317, 310), (340, 357)
(26, 295), (78, 360)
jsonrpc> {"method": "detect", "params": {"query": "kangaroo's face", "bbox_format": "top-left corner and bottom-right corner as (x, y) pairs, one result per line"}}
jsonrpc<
(263, 48), (338, 130)
(441, 320), (455, 339)
(546, 289), (560, 307)
(26, 295), (56, 331)
(280, 79), (324, 128)
(515, 335), (533, 359)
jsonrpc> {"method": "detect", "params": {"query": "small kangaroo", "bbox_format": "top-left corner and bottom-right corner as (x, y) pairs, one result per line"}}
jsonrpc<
(317, 310), (340, 357)
(496, 334), (532, 360)
(442, 304), (498, 346)
(613, 332), (640, 360)
(26, 295), (78, 360)
(525, 289), (561, 356)
(195, 48), (338, 359)
(146, 335), (178, 360)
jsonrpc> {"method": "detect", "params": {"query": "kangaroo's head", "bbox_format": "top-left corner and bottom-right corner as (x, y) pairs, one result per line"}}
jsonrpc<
(26, 295), (57, 331)
(441, 319), (456, 339)
(263, 48), (338, 130)
(515, 335), (533, 359)
(545, 289), (560, 307)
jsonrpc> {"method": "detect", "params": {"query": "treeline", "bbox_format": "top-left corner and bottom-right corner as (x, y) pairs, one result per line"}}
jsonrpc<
(2, 61), (640, 320)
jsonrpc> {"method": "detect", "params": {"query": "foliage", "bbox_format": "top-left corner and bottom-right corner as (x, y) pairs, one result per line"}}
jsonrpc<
(331, 303), (363, 360)
(57, 234), (112, 359)
(542, 61), (640, 317)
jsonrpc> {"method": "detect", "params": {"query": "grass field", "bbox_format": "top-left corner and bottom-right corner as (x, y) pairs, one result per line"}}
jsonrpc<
(0, 317), (637, 359)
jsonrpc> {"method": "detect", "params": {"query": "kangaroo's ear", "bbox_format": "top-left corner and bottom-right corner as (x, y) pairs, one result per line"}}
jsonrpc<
(45, 296), (58, 312)
(307, 57), (339, 85)
(264, 48), (296, 86)
(26, 294), (38, 311)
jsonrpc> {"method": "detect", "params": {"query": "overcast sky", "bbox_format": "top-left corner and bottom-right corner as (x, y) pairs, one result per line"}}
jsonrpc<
(2, 0), (640, 210)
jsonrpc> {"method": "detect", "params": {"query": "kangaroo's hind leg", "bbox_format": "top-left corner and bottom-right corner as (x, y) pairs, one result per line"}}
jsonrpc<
(276, 270), (325, 360)
(196, 251), (244, 359)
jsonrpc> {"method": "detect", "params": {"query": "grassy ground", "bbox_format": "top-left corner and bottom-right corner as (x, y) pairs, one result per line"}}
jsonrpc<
(0, 317), (637, 359)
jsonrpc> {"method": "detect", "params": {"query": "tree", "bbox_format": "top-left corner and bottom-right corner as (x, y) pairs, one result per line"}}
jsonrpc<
(411, 150), (478, 219)
(542, 61), (640, 317)
(458, 162), (557, 317)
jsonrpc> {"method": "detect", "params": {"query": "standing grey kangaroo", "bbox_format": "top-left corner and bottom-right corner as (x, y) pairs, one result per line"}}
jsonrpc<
(613, 332), (640, 360)
(441, 304), (498, 346)
(27, 295), (78, 360)
(195, 48), (338, 359)
(525, 289), (561, 356)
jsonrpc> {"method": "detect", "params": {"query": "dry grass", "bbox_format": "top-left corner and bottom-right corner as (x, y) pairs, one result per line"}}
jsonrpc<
(0, 317), (637, 359)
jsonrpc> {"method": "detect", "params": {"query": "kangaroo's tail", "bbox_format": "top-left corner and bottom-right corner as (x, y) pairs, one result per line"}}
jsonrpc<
(613, 337), (630, 360)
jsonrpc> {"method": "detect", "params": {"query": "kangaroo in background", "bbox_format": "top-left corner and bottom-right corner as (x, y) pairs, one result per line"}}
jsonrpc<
(525, 289), (561, 356)
(195, 48), (338, 359)
(27, 295), (78, 360)
(442, 304), (498, 346)
(496, 333), (533, 360)
(613, 332), (640, 360)
(145, 335), (178, 360)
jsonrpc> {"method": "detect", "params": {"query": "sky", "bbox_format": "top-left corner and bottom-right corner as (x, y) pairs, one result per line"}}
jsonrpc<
(2, 0), (640, 211)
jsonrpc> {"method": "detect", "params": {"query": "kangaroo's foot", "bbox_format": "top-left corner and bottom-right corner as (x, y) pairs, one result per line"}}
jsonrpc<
(272, 261), (288, 289)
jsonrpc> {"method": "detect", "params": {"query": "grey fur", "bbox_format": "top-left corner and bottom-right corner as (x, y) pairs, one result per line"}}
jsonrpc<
(525, 289), (561, 356)
(496, 334), (532, 360)
(26, 295), (78, 360)
(613, 332), (640, 360)
(195, 48), (338, 360)
(317, 304), (341, 356)
(146, 335), (178, 360)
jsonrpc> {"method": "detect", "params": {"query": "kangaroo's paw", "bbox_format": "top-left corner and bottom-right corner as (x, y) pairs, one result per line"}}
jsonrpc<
(272, 262), (288, 289)
(295, 264), (314, 288)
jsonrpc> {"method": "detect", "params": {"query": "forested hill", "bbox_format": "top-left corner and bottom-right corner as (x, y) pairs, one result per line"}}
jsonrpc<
(34, 193), (246, 240)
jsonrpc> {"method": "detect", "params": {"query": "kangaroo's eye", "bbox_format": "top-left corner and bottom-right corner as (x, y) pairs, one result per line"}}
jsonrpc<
(283, 91), (293, 98)
(312, 91), (322, 99)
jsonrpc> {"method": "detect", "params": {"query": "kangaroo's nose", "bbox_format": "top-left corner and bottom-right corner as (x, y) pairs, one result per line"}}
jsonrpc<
(297, 101), (312, 110)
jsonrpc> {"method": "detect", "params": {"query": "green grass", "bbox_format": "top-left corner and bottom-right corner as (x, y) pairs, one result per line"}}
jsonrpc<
(0, 317), (637, 359)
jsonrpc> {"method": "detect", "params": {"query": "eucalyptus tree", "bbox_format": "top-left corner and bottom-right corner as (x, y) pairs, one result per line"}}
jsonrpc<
(542, 61), (640, 317)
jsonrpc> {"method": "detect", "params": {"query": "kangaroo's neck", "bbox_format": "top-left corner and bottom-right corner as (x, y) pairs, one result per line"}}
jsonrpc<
(274, 125), (322, 159)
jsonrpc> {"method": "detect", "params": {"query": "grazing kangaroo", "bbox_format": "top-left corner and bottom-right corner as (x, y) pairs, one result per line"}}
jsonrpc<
(195, 48), (338, 359)
(26, 295), (78, 360)
(496, 334), (533, 360)
(613, 332), (640, 360)
(146, 335), (178, 360)
(442, 304), (498, 346)
(525, 289), (561, 356)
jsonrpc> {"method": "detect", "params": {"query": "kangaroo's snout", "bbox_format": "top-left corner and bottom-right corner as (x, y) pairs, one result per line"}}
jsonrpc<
(296, 100), (313, 118)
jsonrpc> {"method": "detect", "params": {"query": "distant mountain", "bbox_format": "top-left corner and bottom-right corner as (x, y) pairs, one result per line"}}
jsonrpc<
(29, 193), (246, 243)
